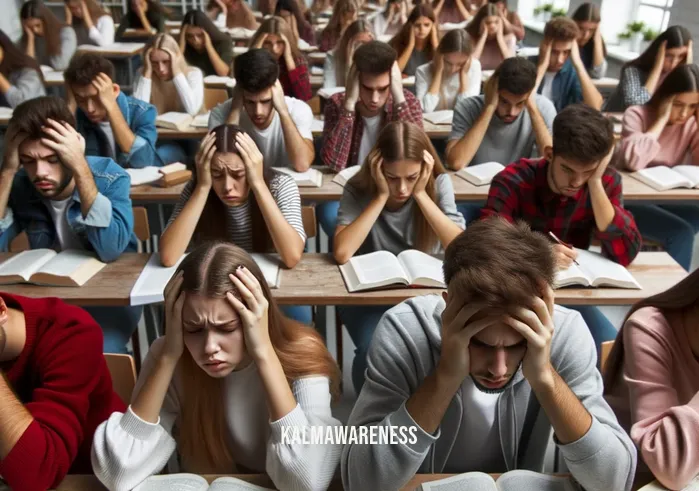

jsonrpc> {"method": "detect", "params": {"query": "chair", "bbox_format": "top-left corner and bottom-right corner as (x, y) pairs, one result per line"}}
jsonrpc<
(600, 340), (614, 374)
(301, 204), (317, 239)
(204, 87), (230, 111)
(132, 206), (152, 253)
(104, 353), (137, 405)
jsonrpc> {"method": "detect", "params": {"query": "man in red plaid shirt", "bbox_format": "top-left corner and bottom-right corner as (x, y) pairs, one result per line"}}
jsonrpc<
(481, 104), (641, 351)
(319, 41), (423, 239)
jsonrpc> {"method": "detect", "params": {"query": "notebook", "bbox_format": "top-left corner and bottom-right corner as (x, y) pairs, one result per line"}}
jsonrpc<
(331, 166), (362, 186)
(630, 165), (699, 191)
(0, 249), (106, 287)
(555, 249), (641, 289)
(339, 250), (444, 293)
(203, 75), (237, 88)
(274, 167), (324, 187)
(133, 474), (273, 491)
(423, 110), (454, 125)
(226, 27), (257, 38)
(418, 470), (581, 491)
(454, 162), (505, 186)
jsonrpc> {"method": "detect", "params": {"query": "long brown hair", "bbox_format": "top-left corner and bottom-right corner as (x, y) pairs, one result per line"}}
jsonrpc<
(390, 4), (438, 60)
(333, 19), (373, 86)
(465, 3), (498, 39)
(249, 16), (303, 65)
(321, 0), (358, 43)
(603, 268), (699, 393)
(432, 29), (472, 76)
(175, 241), (341, 473)
(628, 25), (692, 73)
(571, 3), (607, 57)
(0, 29), (43, 80)
(647, 63), (699, 108)
(347, 121), (446, 252)
(20, 1), (64, 57)
(64, 0), (108, 23)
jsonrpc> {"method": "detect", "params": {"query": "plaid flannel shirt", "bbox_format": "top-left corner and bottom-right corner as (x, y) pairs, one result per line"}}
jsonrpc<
(481, 158), (641, 266)
(279, 56), (312, 102)
(321, 89), (423, 172)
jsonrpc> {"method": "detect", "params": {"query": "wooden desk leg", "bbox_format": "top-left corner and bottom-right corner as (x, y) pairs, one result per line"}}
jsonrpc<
(335, 308), (344, 393)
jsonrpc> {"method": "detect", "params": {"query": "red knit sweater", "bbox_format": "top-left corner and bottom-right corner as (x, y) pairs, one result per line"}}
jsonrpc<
(0, 293), (126, 491)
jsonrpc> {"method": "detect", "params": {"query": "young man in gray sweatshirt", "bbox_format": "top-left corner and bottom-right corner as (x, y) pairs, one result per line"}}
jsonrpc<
(341, 217), (637, 491)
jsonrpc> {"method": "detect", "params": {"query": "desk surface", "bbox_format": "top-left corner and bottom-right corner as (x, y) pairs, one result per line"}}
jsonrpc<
(76, 43), (144, 57)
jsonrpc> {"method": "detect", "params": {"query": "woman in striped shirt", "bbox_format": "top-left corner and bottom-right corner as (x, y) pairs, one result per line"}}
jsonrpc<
(159, 124), (309, 322)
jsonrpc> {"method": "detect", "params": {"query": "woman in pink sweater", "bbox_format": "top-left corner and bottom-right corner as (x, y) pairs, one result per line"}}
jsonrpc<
(619, 63), (699, 271)
(604, 270), (699, 490)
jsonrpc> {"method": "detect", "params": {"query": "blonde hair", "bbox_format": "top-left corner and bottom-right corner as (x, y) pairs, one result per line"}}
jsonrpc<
(175, 242), (341, 473)
(348, 122), (446, 252)
(249, 16), (303, 64)
(144, 33), (194, 113)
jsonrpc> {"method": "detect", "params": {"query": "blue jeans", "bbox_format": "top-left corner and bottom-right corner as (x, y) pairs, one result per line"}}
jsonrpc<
(566, 305), (617, 360)
(457, 203), (482, 226)
(85, 305), (143, 354)
(280, 305), (313, 325)
(337, 305), (390, 393)
(628, 204), (699, 271)
(317, 201), (340, 249)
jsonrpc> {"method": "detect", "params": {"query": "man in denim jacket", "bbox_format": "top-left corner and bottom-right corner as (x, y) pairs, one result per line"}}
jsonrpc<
(65, 52), (163, 168)
(0, 96), (141, 353)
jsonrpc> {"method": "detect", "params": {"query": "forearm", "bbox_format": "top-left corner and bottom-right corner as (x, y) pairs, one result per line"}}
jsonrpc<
(160, 187), (208, 266)
(593, 40), (605, 68)
(0, 170), (15, 220)
(333, 195), (388, 264)
(496, 36), (513, 59)
(575, 64), (603, 109)
(405, 364), (460, 434)
(397, 45), (414, 72)
(130, 356), (178, 423)
(25, 38), (35, 59)
(107, 104), (137, 154)
(589, 179), (616, 232)
(472, 34), (488, 59)
(206, 44), (231, 76)
(414, 192), (463, 249)
(455, 0), (471, 20)
(279, 111), (314, 172)
(137, 12), (153, 32)
(528, 101), (553, 153)
(645, 65), (663, 95)
(0, 73), (10, 94)
(647, 115), (668, 138)
(427, 69), (443, 96)
(0, 373), (33, 459)
(251, 183), (304, 268)
(446, 106), (495, 170)
(256, 349), (297, 422)
(73, 165), (100, 217)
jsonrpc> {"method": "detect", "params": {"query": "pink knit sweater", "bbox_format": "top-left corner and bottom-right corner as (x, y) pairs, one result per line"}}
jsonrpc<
(607, 306), (699, 490)
(620, 105), (699, 171)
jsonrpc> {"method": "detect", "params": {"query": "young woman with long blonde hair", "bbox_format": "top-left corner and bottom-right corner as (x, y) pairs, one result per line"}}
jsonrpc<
(92, 240), (342, 489)
(333, 121), (465, 392)
(63, 0), (115, 47)
(20, 0), (77, 71)
(322, 19), (374, 89)
(390, 4), (439, 76)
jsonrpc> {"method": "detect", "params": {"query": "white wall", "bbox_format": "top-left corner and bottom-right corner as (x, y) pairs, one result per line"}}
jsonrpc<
(0, 0), (23, 42)
(668, 0), (699, 60)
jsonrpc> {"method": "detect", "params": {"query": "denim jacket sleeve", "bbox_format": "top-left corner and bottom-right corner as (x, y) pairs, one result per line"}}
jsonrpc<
(0, 208), (21, 253)
(121, 101), (164, 168)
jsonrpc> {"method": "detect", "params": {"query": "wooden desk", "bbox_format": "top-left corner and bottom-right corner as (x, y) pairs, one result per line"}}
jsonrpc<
(621, 172), (699, 202)
(76, 43), (145, 58)
(43, 70), (65, 87)
(0, 253), (149, 307)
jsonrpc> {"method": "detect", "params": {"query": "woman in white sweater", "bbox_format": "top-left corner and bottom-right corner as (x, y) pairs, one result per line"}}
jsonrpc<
(415, 28), (482, 112)
(64, 0), (115, 47)
(322, 19), (373, 89)
(133, 33), (204, 163)
(92, 240), (342, 491)
(20, 0), (77, 71)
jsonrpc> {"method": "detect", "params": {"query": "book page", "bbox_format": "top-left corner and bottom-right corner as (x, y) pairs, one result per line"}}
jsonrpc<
(633, 167), (691, 191)
(209, 476), (274, 491)
(0, 107), (13, 119)
(423, 110), (454, 125)
(497, 470), (580, 491)
(554, 263), (590, 288)
(397, 250), (445, 287)
(33, 250), (105, 286)
(132, 474), (208, 491)
(0, 250), (56, 282)
(130, 253), (185, 306)
(192, 113), (212, 128)
(317, 87), (346, 99)
(575, 249), (641, 289)
(273, 167), (323, 187)
(332, 166), (362, 186)
(251, 253), (281, 289)
(156, 112), (193, 128)
(420, 472), (497, 491)
(457, 162), (505, 186)
(127, 167), (163, 186)
(673, 165), (699, 188)
(347, 251), (408, 288)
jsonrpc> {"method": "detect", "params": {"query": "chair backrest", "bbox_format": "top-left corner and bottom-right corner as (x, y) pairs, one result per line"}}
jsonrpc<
(9, 231), (30, 252)
(205, 88), (230, 111)
(133, 207), (150, 242)
(302, 205), (316, 239)
(104, 353), (138, 405)
(600, 340), (614, 374)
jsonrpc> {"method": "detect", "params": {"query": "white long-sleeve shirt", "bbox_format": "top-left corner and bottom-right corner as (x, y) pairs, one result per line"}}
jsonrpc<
(91, 337), (342, 491)
(415, 58), (482, 113)
(87, 15), (116, 47)
(132, 69), (204, 116)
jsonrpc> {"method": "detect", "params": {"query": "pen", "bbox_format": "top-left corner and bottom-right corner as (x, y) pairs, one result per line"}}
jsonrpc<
(548, 232), (580, 266)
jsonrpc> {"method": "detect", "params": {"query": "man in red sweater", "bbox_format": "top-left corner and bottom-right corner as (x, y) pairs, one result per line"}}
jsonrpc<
(0, 293), (126, 491)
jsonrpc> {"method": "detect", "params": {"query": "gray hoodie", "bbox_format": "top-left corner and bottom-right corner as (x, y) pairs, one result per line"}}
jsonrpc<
(341, 295), (637, 491)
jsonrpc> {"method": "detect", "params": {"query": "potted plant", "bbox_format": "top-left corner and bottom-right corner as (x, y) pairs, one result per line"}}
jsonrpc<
(551, 7), (568, 17)
(627, 21), (646, 53)
(534, 3), (554, 23)
(618, 31), (632, 50)
(642, 28), (658, 52)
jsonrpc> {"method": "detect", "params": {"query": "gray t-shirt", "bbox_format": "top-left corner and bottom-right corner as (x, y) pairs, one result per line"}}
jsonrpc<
(336, 173), (465, 256)
(404, 49), (430, 77)
(98, 121), (117, 159)
(450, 94), (557, 167)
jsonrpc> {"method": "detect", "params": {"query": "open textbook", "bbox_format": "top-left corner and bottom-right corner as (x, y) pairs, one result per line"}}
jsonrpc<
(630, 165), (699, 191)
(418, 470), (581, 491)
(274, 167), (323, 187)
(455, 162), (505, 186)
(555, 249), (641, 289)
(130, 253), (281, 306)
(127, 162), (188, 186)
(331, 166), (362, 186)
(133, 474), (273, 491)
(156, 112), (209, 131)
(638, 476), (699, 490)
(0, 249), (105, 287)
(423, 110), (454, 125)
(339, 250), (444, 292)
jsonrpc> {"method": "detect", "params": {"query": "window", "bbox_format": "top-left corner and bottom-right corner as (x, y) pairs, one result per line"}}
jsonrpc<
(518, 0), (571, 22)
(636, 0), (673, 32)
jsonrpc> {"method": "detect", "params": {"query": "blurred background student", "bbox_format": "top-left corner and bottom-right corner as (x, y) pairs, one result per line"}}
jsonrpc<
(64, 0), (115, 47)
(20, 0), (76, 70)
(572, 2), (607, 79)
(465, 3), (515, 70)
(179, 10), (233, 77)
(0, 29), (45, 108)
(318, 0), (358, 52)
(207, 0), (259, 30)
(115, 0), (169, 41)
(390, 4), (439, 77)
(323, 19), (373, 88)
(373, 0), (408, 38)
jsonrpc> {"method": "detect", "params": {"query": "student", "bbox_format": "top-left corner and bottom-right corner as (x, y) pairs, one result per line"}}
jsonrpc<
(323, 19), (374, 89)
(481, 104), (641, 348)
(0, 29), (46, 108)
(66, 53), (161, 169)
(488, 0), (524, 42)
(604, 269), (699, 491)
(0, 97), (140, 353)
(333, 121), (465, 391)
(318, 0), (358, 53)
(209, 49), (314, 172)
(64, 0), (115, 47)
(571, 3), (607, 79)
(134, 33), (204, 165)
(115, 0), (168, 41)
(532, 17), (603, 112)
(20, 0), (77, 71)
(415, 28), (482, 113)
(320, 41), (423, 239)
(373, 0), (408, 38)
(605, 26), (692, 113)
(92, 241), (342, 490)
(390, 4), (439, 77)
(0, 293), (126, 490)
(179, 9), (233, 77)
(207, 0), (259, 30)
(619, 64), (699, 272)
(274, 0), (315, 47)
(341, 217), (637, 491)
(250, 17), (312, 102)
(465, 3), (515, 70)
(432, 0), (471, 25)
